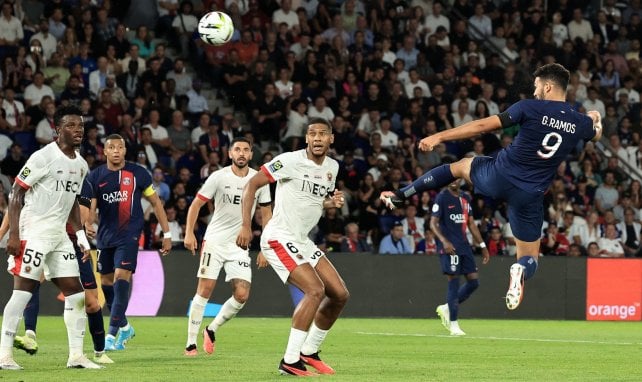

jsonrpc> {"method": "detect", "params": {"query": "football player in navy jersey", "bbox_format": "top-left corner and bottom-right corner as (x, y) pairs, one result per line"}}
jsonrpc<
(83, 134), (172, 350)
(430, 181), (489, 336)
(381, 63), (603, 310)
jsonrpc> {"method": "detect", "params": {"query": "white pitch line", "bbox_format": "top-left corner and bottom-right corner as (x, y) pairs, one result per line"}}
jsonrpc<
(355, 331), (641, 346)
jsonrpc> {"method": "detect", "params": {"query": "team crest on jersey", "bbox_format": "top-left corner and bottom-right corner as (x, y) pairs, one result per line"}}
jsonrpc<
(326, 172), (332, 181)
(19, 167), (30, 180)
(269, 160), (283, 172)
(123, 177), (131, 185)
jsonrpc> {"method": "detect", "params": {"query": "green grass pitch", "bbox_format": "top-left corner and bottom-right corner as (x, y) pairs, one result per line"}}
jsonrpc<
(2, 316), (641, 381)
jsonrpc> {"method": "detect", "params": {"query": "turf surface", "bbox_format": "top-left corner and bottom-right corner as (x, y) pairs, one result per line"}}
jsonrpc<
(2, 316), (640, 381)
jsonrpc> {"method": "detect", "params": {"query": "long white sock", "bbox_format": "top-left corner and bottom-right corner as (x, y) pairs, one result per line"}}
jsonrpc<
(207, 296), (245, 332)
(187, 294), (208, 347)
(64, 292), (87, 357)
(301, 322), (329, 356)
(283, 328), (308, 364)
(0, 290), (32, 358)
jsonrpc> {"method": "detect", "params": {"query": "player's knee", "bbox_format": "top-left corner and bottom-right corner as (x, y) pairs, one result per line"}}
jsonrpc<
(233, 290), (250, 304)
(468, 279), (480, 291)
(332, 286), (350, 306)
(85, 299), (101, 313)
(305, 284), (326, 302)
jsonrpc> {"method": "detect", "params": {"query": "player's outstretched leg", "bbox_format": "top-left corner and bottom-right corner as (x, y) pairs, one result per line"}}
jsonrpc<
(185, 294), (208, 356)
(506, 256), (538, 310)
(204, 293), (247, 355)
(0, 290), (33, 370)
(380, 164), (456, 209)
(14, 283), (40, 355)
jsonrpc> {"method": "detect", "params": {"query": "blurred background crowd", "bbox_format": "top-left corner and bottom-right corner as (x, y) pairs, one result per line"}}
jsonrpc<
(0, 0), (640, 258)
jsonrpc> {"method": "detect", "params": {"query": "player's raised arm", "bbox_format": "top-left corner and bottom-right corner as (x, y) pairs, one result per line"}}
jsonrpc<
(586, 110), (603, 142)
(237, 171), (271, 250)
(419, 115), (503, 152)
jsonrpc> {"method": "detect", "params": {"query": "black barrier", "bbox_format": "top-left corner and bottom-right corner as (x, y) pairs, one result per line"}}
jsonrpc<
(0, 252), (587, 319)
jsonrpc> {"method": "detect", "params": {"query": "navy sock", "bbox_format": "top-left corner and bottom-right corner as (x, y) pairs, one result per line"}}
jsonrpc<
(87, 309), (106, 352)
(23, 283), (40, 332)
(396, 164), (455, 199)
(518, 256), (538, 280)
(458, 279), (479, 304)
(109, 279), (130, 336)
(102, 284), (114, 312)
(288, 284), (304, 307)
(447, 278), (459, 322)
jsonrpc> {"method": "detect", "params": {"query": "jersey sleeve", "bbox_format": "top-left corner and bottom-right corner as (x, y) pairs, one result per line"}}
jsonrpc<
(260, 152), (298, 183)
(195, 171), (219, 202)
(79, 178), (92, 207)
(136, 166), (155, 197)
(14, 151), (48, 190)
(581, 114), (596, 142)
(256, 183), (272, 205)
(503, 100), (525, 127)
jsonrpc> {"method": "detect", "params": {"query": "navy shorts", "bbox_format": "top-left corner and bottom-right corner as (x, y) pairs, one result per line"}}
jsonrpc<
(97, 241), (140, 274)
(439, 245), (477, 275)
(75, 244), (97, 289)
(470, 157), (544, 242)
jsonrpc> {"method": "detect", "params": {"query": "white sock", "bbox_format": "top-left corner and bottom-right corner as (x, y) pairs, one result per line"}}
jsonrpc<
(0, 290), (32, 358)
(208, 296), (245, 332)
(187, 294), (208, 347)
(64, 292), (87, 357)
(301, 322), (329, 356)
(121, 323), (131, 331)
(283, 328), (308, 364)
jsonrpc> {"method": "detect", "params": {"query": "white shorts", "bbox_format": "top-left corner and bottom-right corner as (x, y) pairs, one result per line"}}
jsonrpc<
(260, 235), (325, 283)
(9, 237), (79, 281)
(196, 240), (251, 283)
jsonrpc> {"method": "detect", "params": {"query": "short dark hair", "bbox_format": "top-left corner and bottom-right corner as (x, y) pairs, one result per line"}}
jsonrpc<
(54, 105), (82, 127)
(533, 63), (570, 91)
(231, 137), (252, 148)
(105, 133), (125, 143)
(307, 117), (333, 132)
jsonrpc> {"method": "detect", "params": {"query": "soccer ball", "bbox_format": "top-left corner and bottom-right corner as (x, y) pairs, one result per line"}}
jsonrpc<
(198, 11), (234, 46)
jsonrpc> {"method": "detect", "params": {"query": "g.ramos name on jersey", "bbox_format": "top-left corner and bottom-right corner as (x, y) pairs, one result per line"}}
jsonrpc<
(541, 115), (575, 133)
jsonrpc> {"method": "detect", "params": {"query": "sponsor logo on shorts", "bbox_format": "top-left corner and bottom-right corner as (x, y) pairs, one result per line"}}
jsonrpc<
(200, 267), (206, 274)
(450, 265), (456, 272)
(269, 160), (283, 172)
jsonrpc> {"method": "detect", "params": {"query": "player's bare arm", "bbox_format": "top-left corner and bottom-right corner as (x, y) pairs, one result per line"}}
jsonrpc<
(419, 115), (503, 151)
(586, 110), (603, 142)
(429, 215), (455, 255)
(184, 197), (208, 255)
(83, 198), (98, 239)
(147, 192), (172, 256)
(468, 215), (490, 265)
(256, 203), (273, 268)
(237, 171), (271, 250)
(68, 199), (92, 262)
(7, 183), (26, 257)
(323, 190), (345, 209)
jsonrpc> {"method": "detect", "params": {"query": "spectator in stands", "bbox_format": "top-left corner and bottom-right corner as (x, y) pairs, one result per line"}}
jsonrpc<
(379, 221), (412, 255)
(185, 79), (209, 118)
(2, 88), (24, 132)
(199, 151), (222, 180)
(272, 0), (299, 32)
(137, 126), (165, 170)
(597, 223), (625, 257)
(340, 222), (372, 253)
(568, 8), (593, 44)
(107, 23), (130, 60)
(541, 222), (570, 256)
(0, 1), (24, 58)
(594, 171), (620, 214)
(151, 167), (171, 203)
(155, 205), (184, 249)
(251, 83), (283, 145)
(318, 207), (345, 253)
(198, 119), (229, 164)
(167, 110), (192, 164)
(23, 71), (54, 107)
(401, 204), (424, 252)
(34, 100), (56, 146)
(172, 0), (198, 57)
(131, 25), (155, 59)
(0, 143), (25, 179)
(618, 206), (641, 257)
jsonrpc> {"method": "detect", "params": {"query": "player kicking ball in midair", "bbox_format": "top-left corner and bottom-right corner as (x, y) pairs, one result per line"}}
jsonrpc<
(237, 118), (349, 376)
(380, 63), (603, 310)
(430, 181), (489, 335)
(83, 134), (172, 351)
(183, 138), (272, 356)
(0, 106), (101, 369)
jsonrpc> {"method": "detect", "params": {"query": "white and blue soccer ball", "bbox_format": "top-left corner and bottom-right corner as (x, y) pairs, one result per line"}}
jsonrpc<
(198, 11), (234, 46)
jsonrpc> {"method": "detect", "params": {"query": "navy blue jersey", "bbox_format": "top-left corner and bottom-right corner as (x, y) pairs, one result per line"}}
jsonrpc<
(432, 189), (472, 250)
(82, 162), (154, 248)
(496, 100), (595, 193)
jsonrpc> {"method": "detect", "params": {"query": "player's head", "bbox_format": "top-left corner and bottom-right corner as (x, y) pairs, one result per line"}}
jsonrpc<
(104, 134), (126, 166)
(532, 63), (570, 100)
(229, 137), (252, 169)
(448, 179), (463, 192)
(305, 118), (334, 158)
(54, 105), (84, 148)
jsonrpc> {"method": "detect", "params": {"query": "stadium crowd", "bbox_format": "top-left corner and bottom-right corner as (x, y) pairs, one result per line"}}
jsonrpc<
(0, 0), (641, 258)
